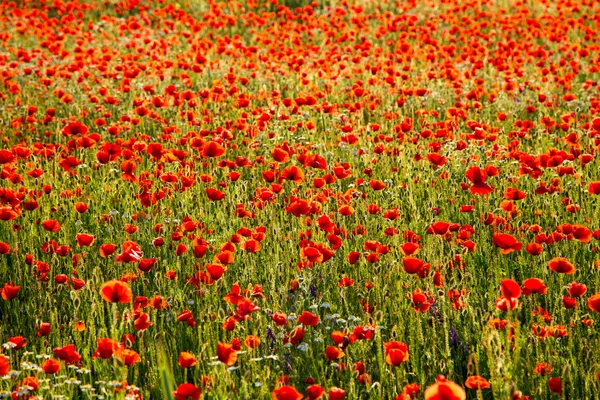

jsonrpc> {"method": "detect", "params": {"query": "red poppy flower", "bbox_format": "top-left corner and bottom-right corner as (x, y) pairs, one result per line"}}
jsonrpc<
(115, 241), (142, 263)
(424, 376), (466, 400)
(325, 345), (345, 361)
(117, 348), (140, 366)
(492, 233), (522, 254)
(8, 336), (27, 350)
(62, 121), (88, 136)
(384, 341), (409, 366)
(41, 219), (61, 232)
(202, 141), (225, 158)
(384, 208), (400, 220)
(192, 242), (208, 258)
(402, 383), (421, 399)
(464, 376), (490, 390)
(217, 342), (238, 366)
(0, 149), (14, 164)
(41, 359), (61, 374)
(306, 384), (326, 400)
(138, 258), (157, 272)
(365, 252), (379, 263)
(504, 187), (526, 200)
(300, 246), (323, 263)
(465, 166), (493, 195)
(272, 312), (288, 326)
(242, 239), (261, 253)
(525, 243), (543, 255)
(272, 385), (303, 400)
(174, 383), (201, 400)
(0, 207), (19, 221)
(402, 257), (426, 274)
(36, 322), (51, 337)
(369, 179), (386, 191)
(298, 311), (319, 326)
(495, 296), (518, 312)
(100, 280), (132, 303)
(74, 202), (88, 213)
(72, 277), (86, 290)
(53, 344), (82, 364)
(304, 154), (327, 170)
(347, 251), (361, 264)
(99, 243), (117, 257)
(215, 250), (234, 265)
(427, 153), (446, 168)
(93, 338), (121, 359)
(0, 242), (10, 254)
(75, 233), (95, 247)
(338, 276), (355, 287)
(124, 223), (138, 234)
(286, 326), (306, 346)
(399, 242), (420, 255)
(548, 257), (576, 274)
(411, 289), (431, 312)
(548, 377), (562, 394)
(280, 165), (305, 184)
(563, 296), (577, 309)
(178, 352), (198, 368)
(568, 282), (587, 298)
(222, 316), (236, 331)
(272, 147), (290, 162)
(177, 310), (196, 327)
(428, 221), (451, 235)
(206, 188), (225, 201)
(572, 224), (592, 243)
(588, 181), (600, 195)
(134, 312), (152, 331)
(338, 204), (354, 216)
(74, 321), (86, 332)
(244, 335), (261, 349)
(522, 278), (547, 296)
(20, 376), (39, 392)
(331, 331), (346, 345)
(1, 282), (20, 300)
(0, 354), (9, 376)
(500, 279), (521, 299)
(206, 263), (226, 280)
(588, 292), (600, 313)
(223, 283), (244, 305)
(534, 362), (552, 376)
(329, 387), (345, 400)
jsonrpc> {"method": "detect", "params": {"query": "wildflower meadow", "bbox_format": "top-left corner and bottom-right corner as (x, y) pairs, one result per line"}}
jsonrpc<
(1, 0), (600, 398)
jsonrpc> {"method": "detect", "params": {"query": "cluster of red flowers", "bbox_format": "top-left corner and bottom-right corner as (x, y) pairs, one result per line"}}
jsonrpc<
(1, 0), (600, 398)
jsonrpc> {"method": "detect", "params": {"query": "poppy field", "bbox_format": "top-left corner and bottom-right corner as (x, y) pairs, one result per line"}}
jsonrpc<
(1, 0), (600, 398)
